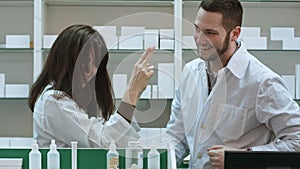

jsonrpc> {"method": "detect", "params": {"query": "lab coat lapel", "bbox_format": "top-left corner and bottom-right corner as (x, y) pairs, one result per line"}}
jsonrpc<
(198, 69), (226, 144)
(182, 65), (207, 135)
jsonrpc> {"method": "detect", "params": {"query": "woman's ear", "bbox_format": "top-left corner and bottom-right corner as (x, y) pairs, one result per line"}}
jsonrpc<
(231, 26), (241, 42)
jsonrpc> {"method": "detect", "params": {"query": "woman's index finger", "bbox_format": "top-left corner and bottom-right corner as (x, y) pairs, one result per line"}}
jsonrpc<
(141, 47), (155, 66)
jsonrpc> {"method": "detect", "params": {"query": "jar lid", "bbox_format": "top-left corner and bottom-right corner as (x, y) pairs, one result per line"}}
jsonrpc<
(128, 141), (141, 146)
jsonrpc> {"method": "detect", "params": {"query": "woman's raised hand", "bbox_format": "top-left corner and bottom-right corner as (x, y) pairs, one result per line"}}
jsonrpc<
(122, 47), (155, 106)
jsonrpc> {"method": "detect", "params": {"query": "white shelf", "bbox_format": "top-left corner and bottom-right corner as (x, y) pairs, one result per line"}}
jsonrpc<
(183, 0), (300, 7)
(44, 0), (174, 7)
(0, 1), (33, 7)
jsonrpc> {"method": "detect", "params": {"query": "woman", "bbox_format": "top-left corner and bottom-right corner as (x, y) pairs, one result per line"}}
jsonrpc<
(28, 24), (155, 148)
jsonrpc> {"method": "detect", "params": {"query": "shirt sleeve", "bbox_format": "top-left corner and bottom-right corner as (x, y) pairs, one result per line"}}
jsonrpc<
(41, 95), (139, 148)
(117, 101), (135, 123)
(254, 77), (300, 151)
(162, 84), (190, 166)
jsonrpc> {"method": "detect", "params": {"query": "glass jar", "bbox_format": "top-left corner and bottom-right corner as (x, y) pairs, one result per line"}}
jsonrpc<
(125, 141), (143, 169)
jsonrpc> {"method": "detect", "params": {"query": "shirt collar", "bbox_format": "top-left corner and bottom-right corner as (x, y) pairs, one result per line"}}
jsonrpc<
(226, 41), (250, 79)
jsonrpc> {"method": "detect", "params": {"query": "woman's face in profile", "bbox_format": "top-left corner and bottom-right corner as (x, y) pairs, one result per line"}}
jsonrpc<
(85, 50), (98, 83)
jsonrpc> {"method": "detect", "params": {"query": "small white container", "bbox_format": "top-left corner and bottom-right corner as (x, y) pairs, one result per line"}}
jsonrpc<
(106, 140), (119, 169)
(29, 140), (41, 169)
(47, 140), (60, 169)
(126, 141), (143, 169)
(147, 145), (160, 169)
(0, 158), (22, 169)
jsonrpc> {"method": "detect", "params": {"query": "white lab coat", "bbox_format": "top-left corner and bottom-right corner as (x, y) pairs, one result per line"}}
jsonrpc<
(164, 42), (300, 168)
(33, 85), (140, 148)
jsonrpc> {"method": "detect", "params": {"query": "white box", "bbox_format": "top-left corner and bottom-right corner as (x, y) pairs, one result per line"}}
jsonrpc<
(144, 29), (159, 49)
(103, 36), (118, 49)
(93, 26), (117, 37)
(6, 35), (30, 48)
(93, 26), (118, 49)
(160, 128), (167, 146)
(147, 128), (161, 146)
(160, 29), (174, 39)
(113, 74), (127, 98)
(239, 27), (261, 40)
(160, 39), (174, 50)
(0, 158), (22, 169)
(270, 27), (295, 41)
(182, 36), (197, 49)
(138, 128), (149, 147)
(283, 37), (300, 50)
(282, 75), (295, 98)
(242, 37), (267, 49)
(0, 74), (5, 98)
(5, 84), (29, 98)
(0, 167), (21, 169)
(158, 63), (174, 98)
(43, 35), (58, 48)
(10, 137), (33, 148)
(296, 64), (300, 99)
(151, 85), (158, 99)
(119, 35), (143, 49)
(0, 137), (10, 148)
(121, 26), (145, 36)
(140, 85), (151, 99)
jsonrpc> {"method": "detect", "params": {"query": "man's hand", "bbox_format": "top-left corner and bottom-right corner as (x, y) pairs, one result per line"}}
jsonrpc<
(207, 145), (244, 169)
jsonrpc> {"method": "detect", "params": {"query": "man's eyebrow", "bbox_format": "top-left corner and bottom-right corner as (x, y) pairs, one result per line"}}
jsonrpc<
(193, 23), (198, 28)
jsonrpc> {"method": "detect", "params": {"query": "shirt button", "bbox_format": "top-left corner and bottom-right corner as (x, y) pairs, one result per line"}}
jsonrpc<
(197, 153), (203, 159)
(201, 124), (206, 129)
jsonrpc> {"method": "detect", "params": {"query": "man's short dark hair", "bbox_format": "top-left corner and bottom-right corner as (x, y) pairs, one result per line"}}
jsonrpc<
(199, 0), (243, 32)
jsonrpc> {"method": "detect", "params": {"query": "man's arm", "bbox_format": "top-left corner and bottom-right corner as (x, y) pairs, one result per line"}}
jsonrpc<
(254, 77), (300, 151)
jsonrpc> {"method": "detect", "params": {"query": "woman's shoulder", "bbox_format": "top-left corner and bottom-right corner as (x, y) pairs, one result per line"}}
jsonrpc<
(37, 86), (84, 114)
(39, 86), (73, 106)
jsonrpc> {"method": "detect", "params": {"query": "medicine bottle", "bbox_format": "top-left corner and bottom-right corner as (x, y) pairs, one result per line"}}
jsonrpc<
(106, 140), (119, 169)
(47, 140), (60, 169)
(126, 141), (143, 169)
(147, 145), (160, 169)
(29, 139), (41, 169)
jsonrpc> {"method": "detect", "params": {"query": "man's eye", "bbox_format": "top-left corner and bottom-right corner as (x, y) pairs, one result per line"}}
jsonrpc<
(194, 27), (200, 32)
(206, 31), (217, 35)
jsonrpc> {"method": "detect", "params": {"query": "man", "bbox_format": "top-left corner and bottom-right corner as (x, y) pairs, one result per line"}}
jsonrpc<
(163, 0), (300, 168)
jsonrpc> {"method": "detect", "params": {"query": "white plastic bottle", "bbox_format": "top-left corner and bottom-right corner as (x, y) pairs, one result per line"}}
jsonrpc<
(47, 140), (60, 169)
(29, 139), (41, 169)
(147, 145), (160, 169)
(106, 140), (119, 169)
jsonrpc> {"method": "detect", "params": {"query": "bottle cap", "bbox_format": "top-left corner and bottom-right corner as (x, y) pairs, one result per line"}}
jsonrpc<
(50, 139), (57, 150)
(32, 139), (39, 151)
(128, 141), (141, 147)
(150, 146), (156, 152)
(109, 140), (116, 151)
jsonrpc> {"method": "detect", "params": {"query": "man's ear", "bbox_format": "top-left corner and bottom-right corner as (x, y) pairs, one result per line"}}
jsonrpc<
(231, 26), (241, 41)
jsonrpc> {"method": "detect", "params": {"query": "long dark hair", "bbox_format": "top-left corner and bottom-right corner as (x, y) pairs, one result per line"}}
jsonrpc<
(28, 24), (115, 121)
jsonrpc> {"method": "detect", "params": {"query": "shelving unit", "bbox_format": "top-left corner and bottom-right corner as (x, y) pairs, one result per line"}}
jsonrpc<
(0, 0), (299, 136)
(0, 0), (34, 137)
(37, 0), (177, 129)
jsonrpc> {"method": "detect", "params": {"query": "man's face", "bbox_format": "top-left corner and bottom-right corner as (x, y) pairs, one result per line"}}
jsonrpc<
(193, 8), (230, 62)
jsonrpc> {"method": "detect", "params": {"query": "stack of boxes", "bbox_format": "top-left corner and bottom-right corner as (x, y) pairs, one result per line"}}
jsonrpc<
(1, 26), (299, 100)
(270, 27), (300, 50)
(0, 74), (29, 98)
(238, 27), (267, 49)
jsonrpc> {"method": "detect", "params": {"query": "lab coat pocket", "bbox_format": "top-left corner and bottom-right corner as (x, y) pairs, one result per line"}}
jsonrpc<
(215, 104), (247, 142)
